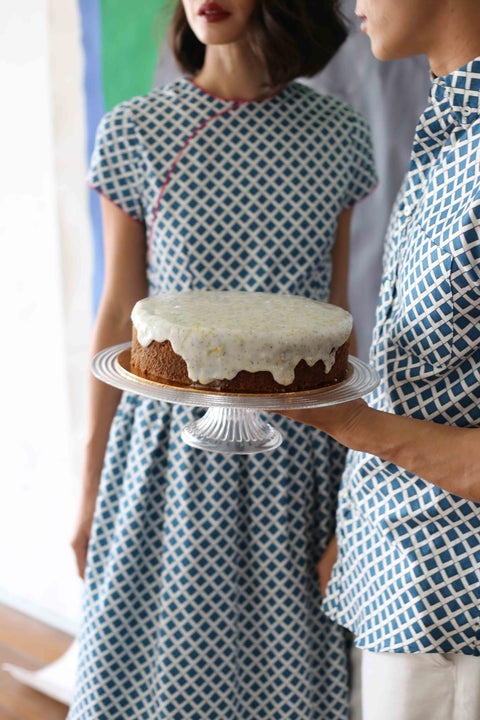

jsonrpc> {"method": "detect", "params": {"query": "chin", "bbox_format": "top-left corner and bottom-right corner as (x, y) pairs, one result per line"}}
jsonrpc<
(371, 47), (397, 61)
(370, 37), (415, 62)
(191, 23), (245, 46)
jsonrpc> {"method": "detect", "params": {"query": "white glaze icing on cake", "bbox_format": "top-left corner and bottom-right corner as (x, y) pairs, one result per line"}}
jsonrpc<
(131, 290), (352, 386)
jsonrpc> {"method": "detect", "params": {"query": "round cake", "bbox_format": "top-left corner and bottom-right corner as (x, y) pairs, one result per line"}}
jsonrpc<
(130, 290), (353, 393)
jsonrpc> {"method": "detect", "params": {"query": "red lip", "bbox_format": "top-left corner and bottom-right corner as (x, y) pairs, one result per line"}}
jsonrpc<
(198, 2), (231, 22)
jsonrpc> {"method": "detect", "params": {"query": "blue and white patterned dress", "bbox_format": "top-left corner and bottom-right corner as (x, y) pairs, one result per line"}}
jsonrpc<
(69, 78), (376, 720)
(323, 58), (480, 656)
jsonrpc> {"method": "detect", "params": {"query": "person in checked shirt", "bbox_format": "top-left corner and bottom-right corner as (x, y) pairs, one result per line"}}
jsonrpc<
(280, 1), (480, 719)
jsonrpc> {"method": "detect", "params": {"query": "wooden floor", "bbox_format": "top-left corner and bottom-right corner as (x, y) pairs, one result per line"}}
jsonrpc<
(0, 603), (73, 720)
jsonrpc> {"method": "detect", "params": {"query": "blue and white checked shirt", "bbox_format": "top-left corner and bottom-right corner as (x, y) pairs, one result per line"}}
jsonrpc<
(323, 58), (480, 655)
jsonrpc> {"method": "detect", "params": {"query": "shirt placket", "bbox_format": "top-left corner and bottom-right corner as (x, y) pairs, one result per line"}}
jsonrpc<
(381, 84), (454, 333)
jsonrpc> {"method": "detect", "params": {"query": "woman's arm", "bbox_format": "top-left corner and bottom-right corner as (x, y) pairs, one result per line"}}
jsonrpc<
(71, 198), (148, 577)
(281, 400), (480, 503)
(328, 207), (357, 356)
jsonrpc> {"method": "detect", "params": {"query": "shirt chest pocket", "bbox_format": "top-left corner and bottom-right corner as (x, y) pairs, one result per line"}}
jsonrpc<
(388, 223), (454, 368)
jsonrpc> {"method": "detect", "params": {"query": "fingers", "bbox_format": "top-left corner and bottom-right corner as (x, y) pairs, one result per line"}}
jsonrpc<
(317, 535), (338, 596)
(318, 556), (335, 596)
(70, 533), (89, 580)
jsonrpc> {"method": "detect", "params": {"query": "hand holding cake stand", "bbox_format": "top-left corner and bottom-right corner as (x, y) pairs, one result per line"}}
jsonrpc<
(92, 342), (380, 455)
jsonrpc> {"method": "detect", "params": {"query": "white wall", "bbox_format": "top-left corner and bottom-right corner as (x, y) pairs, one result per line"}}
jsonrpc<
(0, 0), (92, 634)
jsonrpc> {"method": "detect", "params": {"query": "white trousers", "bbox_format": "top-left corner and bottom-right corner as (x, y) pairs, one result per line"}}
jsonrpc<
(360, 650), (480, 720)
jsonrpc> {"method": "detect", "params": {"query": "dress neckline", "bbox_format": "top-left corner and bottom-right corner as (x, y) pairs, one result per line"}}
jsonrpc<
(186, 77), (286, 104)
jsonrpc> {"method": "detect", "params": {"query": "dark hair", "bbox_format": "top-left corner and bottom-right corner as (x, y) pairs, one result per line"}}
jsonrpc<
(170, 0), (349, 89)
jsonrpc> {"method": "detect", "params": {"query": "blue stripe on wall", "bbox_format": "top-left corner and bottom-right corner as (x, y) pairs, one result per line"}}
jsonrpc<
(78, 0), (105, 315)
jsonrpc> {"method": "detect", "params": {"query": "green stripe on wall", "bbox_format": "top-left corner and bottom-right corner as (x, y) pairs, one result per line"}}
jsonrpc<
(101, 0), (175, 110)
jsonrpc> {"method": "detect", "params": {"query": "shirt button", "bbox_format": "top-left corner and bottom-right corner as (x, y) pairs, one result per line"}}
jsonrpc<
(404, 205), (413, 217)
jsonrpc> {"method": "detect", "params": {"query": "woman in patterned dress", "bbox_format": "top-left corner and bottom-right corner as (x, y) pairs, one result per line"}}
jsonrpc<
(69, 1), (377, 718)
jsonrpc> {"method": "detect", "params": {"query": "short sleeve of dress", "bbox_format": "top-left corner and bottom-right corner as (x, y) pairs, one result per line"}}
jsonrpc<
(342, 112), (377, 210)
(87, 102), (144, 222)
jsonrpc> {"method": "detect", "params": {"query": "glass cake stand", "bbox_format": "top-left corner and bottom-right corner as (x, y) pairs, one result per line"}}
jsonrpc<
(92, 342), (380, 455)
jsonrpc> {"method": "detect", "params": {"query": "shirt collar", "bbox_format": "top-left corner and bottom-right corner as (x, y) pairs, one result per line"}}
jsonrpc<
(430, 56), (480, 123)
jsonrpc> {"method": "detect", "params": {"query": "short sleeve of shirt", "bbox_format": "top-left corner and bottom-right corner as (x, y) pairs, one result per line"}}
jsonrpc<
(87, 102), (144, 222)
(342, 112), (377, 210)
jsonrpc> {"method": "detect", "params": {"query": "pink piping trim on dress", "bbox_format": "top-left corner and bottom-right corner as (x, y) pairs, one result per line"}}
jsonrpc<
(187, 78), (286, 104)
(147, 102), (240, 258)
(349, 181), (380, 208)
(88, 183), (145, 225)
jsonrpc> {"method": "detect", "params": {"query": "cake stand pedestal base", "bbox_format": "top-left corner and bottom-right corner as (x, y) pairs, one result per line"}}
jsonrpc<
(181, 407), (282, 454)
(92, 344), (380, 455)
